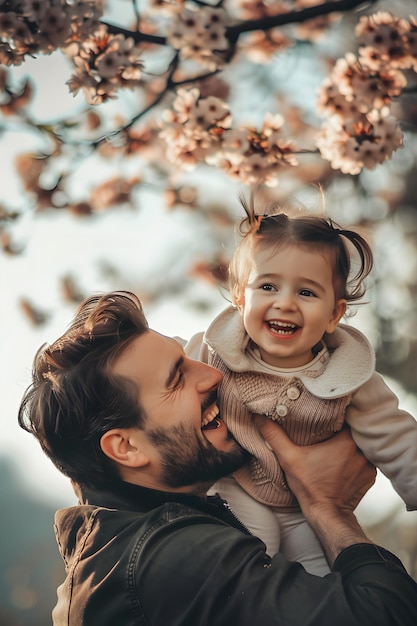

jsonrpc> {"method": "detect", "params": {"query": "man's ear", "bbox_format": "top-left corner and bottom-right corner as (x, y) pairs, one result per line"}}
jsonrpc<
(100, 429), (150, 469)
(326, 299), (347, 334)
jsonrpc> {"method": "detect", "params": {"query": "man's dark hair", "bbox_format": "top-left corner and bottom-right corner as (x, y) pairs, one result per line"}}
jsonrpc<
(18, 291), (149, 488)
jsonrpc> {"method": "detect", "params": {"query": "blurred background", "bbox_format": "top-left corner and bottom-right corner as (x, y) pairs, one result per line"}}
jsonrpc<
(1, 1), (417, 623)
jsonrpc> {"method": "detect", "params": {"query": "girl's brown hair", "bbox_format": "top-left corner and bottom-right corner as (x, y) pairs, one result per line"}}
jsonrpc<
(229, 193), (374, 310)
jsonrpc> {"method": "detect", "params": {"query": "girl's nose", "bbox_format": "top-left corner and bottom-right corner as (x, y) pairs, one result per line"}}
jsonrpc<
(272, 289), (296, 310)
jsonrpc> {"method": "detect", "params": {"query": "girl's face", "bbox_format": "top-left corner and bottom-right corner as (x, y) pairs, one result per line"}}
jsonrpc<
(238, 244), (346, 368)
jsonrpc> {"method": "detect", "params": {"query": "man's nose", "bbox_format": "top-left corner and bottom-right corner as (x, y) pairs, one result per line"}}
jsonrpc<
(195, 361), (222, 392)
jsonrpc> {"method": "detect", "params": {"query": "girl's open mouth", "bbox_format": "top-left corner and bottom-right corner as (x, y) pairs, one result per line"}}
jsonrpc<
(268, 321), (298, 335)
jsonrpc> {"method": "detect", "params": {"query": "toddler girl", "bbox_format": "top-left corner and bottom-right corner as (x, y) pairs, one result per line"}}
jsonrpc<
(186, 196), (417, 576)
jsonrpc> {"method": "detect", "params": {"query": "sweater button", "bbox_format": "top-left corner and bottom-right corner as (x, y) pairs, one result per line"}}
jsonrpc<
(287, 386), (300, 400)
(276, 404), (288, 418)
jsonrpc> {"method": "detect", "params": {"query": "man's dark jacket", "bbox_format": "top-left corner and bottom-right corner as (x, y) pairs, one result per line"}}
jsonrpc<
(52, 480), (417, 625)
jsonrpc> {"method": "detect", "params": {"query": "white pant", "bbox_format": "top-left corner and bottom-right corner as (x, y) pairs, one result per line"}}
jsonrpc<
(210, 476), (330, 576)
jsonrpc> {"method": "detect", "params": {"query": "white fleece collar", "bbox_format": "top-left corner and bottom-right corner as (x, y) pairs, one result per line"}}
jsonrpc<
(204, 306), (375, 399)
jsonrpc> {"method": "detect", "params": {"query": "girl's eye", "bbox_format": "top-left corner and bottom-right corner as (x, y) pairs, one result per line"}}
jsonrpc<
(300, 289), (316, 297)
(261, 284), (275, 291)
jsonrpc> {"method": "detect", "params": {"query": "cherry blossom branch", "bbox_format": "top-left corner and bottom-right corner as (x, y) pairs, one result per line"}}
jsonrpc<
(91, 89), (168, 147)
(227, 0), (379, 39)
(90, 53), (180, 147)
(90, 57), (224, 146)
(1, 1), (414, 196)
(171, 69), (222, 87)
(102, 0), (377, 48)
(1, 50), (220, 150)
(101, 21), (166, 45)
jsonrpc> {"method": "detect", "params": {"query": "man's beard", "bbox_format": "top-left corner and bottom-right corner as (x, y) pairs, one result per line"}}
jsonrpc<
(147, 423), (249, 489)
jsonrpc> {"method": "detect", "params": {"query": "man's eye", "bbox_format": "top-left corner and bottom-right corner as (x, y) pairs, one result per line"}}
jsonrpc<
(175, 372), (184, 387)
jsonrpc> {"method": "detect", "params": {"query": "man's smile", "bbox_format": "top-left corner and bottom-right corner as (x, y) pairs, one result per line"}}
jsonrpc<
(202, 403), (221, 429)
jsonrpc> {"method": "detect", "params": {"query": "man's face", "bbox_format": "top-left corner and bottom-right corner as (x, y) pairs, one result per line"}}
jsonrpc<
(112, 330), (248, 492)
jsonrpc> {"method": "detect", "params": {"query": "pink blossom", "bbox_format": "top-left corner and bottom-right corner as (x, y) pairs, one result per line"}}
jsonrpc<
(166, 5), (229, 69)
(332, 53), (407, 112)
(317, 110), (403, 175)
(356, 11), (411, 70)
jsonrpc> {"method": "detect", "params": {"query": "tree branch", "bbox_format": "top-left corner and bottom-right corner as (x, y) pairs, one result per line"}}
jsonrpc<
(101, 0), (378, 49)
(90, 53), (180, 147)
(227, 0), (379, 39)
(171, 69), (222, 87)
(101, 21), (166, 46)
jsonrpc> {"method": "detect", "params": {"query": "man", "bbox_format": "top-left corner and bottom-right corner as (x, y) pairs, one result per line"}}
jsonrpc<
(18, 291), (417, 625)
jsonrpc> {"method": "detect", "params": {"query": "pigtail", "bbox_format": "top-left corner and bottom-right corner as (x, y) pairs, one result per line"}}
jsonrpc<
(237, 188), (261, 235)
(238, 184), (286, 234)
(337, 227), (374, 302)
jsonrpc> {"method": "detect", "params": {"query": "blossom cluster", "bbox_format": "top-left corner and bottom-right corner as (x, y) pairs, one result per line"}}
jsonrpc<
(65, 25), (144, 105)
(160, 88), (232, 169)
(166, 5), (230, 70)
(160, 88), (298, 186)
(1, 1), (417, 187)
(0, 0), (103, 66)
(316, 12), (417, 175)
(0, 0), (144, 104)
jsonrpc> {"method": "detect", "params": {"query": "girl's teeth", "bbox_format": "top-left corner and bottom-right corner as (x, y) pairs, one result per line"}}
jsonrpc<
(271, 328), (294, 335)
(269, 322), (296, 334)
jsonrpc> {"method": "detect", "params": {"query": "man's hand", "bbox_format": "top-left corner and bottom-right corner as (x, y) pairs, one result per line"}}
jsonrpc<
(256, 419), (376, 514)
(255, 418), (377, 565)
